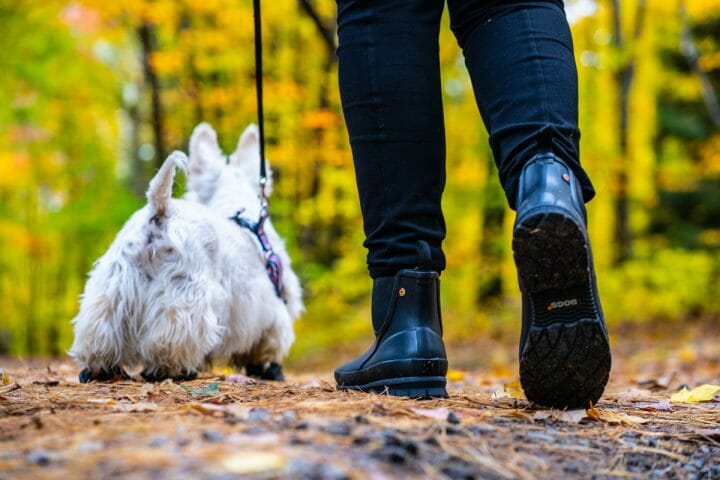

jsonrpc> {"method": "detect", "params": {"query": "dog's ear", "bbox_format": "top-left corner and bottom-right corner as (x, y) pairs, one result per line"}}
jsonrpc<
(189, 123), (225, 176)
(230, 124), (273, 195)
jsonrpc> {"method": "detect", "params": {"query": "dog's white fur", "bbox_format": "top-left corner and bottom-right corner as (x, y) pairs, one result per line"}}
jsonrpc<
(70, 124), (303, 378)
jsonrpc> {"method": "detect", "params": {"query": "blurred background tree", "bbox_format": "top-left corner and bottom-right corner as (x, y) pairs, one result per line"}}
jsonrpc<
(0, 0), (718, 368)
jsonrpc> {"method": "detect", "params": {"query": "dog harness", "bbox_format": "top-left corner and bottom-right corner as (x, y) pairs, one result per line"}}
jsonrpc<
(231, 206), (284, 299)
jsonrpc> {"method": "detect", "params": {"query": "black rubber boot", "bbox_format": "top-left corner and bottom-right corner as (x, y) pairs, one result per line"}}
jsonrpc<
(334, 242), (448, 398)
(513, 152), (611, 409)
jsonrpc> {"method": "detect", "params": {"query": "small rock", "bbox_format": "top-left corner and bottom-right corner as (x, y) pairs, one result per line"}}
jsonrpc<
(354, 415), (369, 424)
(352, 436), (370, 446)
(294, 421), (310, 430)
(26, 449), (52, 466)
(424, 437), (440, 446)
(527, 431), (554, 442)
(445, 424), (461, 435)
(324, 421), (352, 436)
(248, 407), (271, 423)
(288, 458), (349, 480)
(149, 436), (168, 448)
(289, 435), (307, 445)
(282, 411), (297, 425)
(446, 411), (461, 424)
(202, 429), (224, 442)
(401, 439), (419, 456)
(381, 430), (401, 445)
(372, 445), (408, 465)
(176, 437), (191, 447)
(76, 441), (104, 454)
(224, 415), (242, 426)
(470, 424), (496, 435)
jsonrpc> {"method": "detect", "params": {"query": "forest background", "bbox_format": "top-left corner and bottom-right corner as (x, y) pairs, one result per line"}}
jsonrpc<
(1, 0), (719, 369)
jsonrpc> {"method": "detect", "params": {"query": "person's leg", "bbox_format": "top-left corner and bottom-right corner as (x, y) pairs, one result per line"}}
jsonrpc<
(447, 0), (611, 408)
(336, 0), (447, 277)
(334, 0), (448, 398)
(448, 0), (593, 207)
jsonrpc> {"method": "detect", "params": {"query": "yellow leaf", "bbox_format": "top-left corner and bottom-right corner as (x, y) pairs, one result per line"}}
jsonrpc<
(212, 366), (234, 376)
(504, 380), (526, 399)
(447, 369), (466, 382)
(1, 371), (10, 385)
(670, 384), (720, 403)
(586, 405), (648, 424)
(221, 452), (286, 474)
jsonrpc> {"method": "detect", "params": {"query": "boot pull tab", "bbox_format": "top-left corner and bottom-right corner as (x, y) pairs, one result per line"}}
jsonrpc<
(416, 240), (432, 271)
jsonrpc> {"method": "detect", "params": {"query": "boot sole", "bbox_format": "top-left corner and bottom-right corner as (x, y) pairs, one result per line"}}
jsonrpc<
(336, 358), (448, 399)
(338, 375), (448, 399)
(513, 211), (611, 409)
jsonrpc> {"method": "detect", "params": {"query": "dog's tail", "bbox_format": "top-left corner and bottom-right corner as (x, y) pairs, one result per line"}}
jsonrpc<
(146, 151), (188, 216)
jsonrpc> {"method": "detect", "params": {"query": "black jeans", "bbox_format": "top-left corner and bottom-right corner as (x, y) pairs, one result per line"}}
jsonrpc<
(337, 0), (595, 278)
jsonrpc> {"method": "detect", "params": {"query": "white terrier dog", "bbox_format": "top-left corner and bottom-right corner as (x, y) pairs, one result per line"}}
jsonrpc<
(70, 124), (303, 382)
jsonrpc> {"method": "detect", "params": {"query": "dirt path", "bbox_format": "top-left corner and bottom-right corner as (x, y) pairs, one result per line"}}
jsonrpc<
(1, 326), (719, 479)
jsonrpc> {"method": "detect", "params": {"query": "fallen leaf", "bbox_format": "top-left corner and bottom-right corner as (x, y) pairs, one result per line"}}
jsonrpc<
(186, 402), (225, 416)
(507, 409), (534, 421)
(586, 406), (648, 424)
(409, 407), (450, 420)
(221, 451), (287, 474)
(301, 379), (321, 389)
(213, 366), (234, 376)
(1, 370), (10, 385)
(139, 383), (156, 397)
(447, 369), (466, 382)
(636, 400), (673, 412)
(86, 398), (118, 405)
(33, 377), (60, 386)
(185, 402), (251, 420)
(503, 380), (525, 399)
(533, 409), (587, 424)
(0, 383), (20, 395)
(181, 382), (220, 397)
(111, 402), (158, 412)
(670, 384), (720, 403)
(222, 374), (256, 385)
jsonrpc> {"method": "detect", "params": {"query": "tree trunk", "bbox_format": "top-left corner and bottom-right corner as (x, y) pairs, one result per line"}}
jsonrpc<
(137, 23), (166, 169)
(610, 0), (647, 265)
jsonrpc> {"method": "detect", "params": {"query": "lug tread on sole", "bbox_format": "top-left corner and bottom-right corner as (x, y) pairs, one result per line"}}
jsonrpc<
(519, 321), (611, 409)
(514, 212), (611, 409)
(513, 212), (589, 292)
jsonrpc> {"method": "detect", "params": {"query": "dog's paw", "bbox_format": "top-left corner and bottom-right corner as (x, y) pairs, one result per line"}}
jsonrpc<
(140, 368), (197, 382)
(247, 362), (285, 381)
(79, 366), (129, 383)
(173, 370), (198, 382)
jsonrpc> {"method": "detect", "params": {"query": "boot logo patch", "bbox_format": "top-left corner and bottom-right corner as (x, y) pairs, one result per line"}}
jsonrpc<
(547, 299), (578, 311)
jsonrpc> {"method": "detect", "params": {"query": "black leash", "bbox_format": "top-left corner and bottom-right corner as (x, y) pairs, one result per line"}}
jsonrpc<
(253, 0), (268, 204)
(230, 0), (285, 300)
